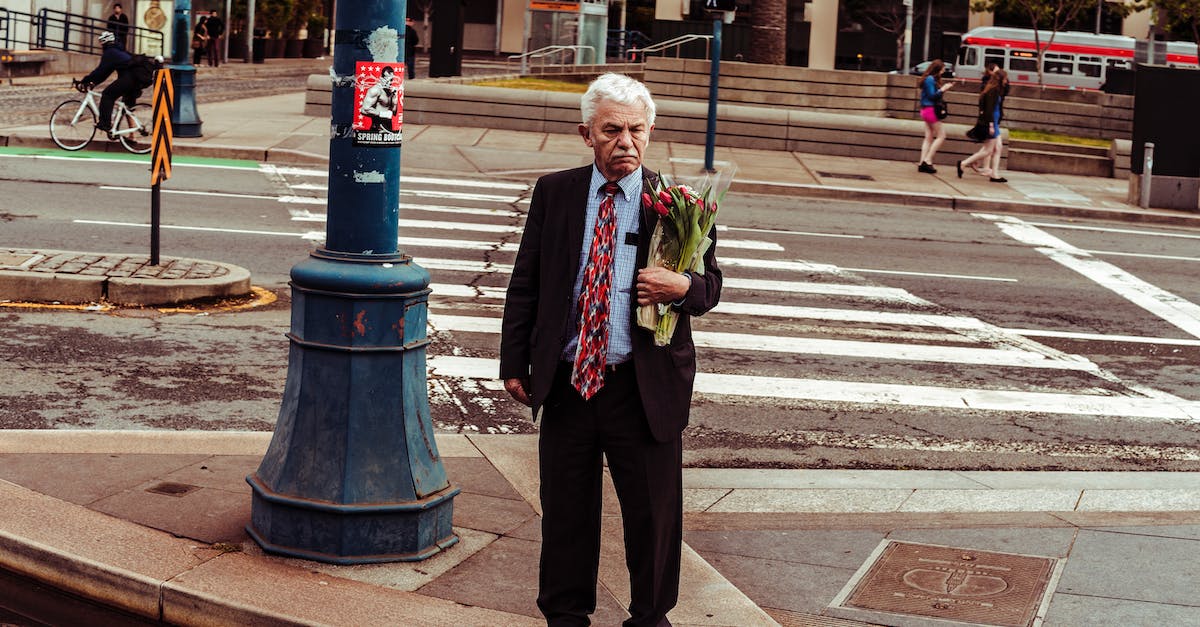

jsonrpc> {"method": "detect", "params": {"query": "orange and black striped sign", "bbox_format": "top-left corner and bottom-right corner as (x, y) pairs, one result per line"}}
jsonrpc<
(151, 69), (174, 185)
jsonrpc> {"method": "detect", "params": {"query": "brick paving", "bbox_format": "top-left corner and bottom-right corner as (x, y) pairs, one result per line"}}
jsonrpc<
(2, 249), (229, 280)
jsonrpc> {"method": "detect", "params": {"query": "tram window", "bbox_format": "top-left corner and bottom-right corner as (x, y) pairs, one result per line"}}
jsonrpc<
(1009, 51), (1038, 72)
(960, 47), (978, 66)
(1078, 55), (1101, 77)
(985, 48), (1005, 68)
(1107, 58), (1132, 70)
(1044, 52), (1075, 74)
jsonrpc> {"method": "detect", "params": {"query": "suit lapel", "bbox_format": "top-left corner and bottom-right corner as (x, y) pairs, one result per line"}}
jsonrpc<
(565, 166), (592, 283)
(636, 167), (660, 268)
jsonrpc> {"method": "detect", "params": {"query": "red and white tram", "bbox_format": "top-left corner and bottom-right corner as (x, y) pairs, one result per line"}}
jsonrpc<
(955, 26), (1199, 89)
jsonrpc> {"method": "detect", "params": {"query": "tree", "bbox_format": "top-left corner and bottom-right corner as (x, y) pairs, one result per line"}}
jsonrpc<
(843, 0), (913, 70)
(971, 0), (1097, 87)
(748, 0), (787, 64)
(1149, 0), (1200, 43)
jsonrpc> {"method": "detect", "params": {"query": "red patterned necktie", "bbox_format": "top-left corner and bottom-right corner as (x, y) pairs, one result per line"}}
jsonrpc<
(571, 181), (621, 400)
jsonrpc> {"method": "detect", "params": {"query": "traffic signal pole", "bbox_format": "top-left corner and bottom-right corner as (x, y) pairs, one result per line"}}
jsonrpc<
(246, 0), (458, 564)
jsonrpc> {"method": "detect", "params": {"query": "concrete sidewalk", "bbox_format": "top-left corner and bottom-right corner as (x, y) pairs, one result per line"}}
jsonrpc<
(1, 430), (1197, 625)
(3, 89), (1200, 228)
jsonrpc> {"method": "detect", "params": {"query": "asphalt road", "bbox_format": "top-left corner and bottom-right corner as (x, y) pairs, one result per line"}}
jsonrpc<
(2, 149), (1198, 471)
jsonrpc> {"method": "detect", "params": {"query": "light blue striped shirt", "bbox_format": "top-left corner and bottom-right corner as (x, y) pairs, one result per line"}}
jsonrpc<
(562, 167), (642, 366)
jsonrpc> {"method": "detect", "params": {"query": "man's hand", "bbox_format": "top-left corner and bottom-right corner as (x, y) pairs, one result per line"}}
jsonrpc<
(504, 377), (531, 406)
(636, 266), (690, 306)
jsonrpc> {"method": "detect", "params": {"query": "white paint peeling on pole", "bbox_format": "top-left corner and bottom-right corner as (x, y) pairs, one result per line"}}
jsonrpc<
(367, 26), (400, 62)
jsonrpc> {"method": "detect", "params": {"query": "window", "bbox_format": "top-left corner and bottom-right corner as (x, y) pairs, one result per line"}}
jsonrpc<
(1078, 55), (1101, 77)
(984, 48), (1005, 69)
(1043, 52), (1074, 74)
(1009, 51), (1037, 72)
(959, 47), (978, 66)
(1106, 58), (1132, 70)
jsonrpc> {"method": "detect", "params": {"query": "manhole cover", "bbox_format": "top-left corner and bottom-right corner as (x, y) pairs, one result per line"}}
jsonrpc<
(815, 171), (875, 181)
(146, 482), (200, 497)
(839, 541), (1056, 627)
(0, 253), (36, 269)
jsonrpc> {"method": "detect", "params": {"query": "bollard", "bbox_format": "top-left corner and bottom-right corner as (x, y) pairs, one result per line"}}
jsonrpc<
(1140, 142), (1154, 209)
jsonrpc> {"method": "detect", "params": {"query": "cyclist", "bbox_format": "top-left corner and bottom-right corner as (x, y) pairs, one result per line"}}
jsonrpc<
(79, 30), (141, 139)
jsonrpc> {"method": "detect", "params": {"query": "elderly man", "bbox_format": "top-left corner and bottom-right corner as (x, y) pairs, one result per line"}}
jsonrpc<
(500, 73), (722, 627)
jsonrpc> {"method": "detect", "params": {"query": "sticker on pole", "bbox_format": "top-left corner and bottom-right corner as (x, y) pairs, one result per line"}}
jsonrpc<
(352, 61), (404, 146)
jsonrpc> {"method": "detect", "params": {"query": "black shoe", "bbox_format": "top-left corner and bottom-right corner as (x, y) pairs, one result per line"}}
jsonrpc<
(918, 162), (936, 173)
(989, 177), (1008, 183)
(956, 161), (964, 178)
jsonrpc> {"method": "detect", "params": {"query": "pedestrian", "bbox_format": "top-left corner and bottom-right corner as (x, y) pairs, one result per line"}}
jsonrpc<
(917, 59), (954, 173)
(957, 69), (1006, 182)
(986, 68), (1010, 182)
(499, 72), (722, 627)
(205, 14), (225, 67)
(106, 3), (130, 50)
(192, 16), (208, 67)
(405, 17), (419, 79)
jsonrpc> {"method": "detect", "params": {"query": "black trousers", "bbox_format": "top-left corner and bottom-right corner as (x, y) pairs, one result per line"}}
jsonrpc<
(537, 362), (682, 627)
(98, 75), (139, 132)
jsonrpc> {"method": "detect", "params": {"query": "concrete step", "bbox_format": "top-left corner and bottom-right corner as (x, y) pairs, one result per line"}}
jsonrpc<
(1007, 147), (1113, 177)
(1008, 138), (1110, 157)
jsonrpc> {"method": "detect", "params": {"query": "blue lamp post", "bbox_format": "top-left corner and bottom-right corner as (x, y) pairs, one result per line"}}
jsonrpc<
(246, 0), (458, 564)
(168, 0), (202, 136)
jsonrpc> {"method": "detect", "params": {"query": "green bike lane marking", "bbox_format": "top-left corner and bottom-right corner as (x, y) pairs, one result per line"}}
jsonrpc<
(0, 145), (258, 169)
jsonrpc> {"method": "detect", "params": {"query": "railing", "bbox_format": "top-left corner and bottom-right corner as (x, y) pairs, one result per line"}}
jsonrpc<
(0, 8), (163, 57)
(627, 34), (713, 62)
(606, 29), (651, 61)
(507, 45), (597, 72)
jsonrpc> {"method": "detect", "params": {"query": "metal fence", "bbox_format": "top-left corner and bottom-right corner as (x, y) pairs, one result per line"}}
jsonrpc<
(0, 8), (163, 57)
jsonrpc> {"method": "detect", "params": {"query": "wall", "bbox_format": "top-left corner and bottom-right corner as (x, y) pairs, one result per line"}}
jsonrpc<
(645, 56), (1135, 141)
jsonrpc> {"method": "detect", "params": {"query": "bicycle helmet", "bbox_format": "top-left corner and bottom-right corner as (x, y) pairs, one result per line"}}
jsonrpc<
(98, 31), (116, 44)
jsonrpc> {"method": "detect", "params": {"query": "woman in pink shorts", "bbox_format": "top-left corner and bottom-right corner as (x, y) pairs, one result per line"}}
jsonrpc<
(917, 60), (954, 173)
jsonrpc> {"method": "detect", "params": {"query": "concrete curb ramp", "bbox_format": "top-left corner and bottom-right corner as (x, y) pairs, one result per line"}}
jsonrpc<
(0, 431), (776, 626)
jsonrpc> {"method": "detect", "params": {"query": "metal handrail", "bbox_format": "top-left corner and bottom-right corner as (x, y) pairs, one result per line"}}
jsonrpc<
(0, 8), (163, 56)
(508, 44), (597, 72)
(627, 34), (713, 62)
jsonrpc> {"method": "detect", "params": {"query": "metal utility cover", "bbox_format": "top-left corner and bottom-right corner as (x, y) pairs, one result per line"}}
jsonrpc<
(841, 541), (1056, 627)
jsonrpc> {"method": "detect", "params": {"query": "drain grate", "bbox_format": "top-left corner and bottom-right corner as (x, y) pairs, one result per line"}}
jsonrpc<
(840, 541), (1056, 627)
(815, 171), (875, 181)
(146, 482), (200, 497)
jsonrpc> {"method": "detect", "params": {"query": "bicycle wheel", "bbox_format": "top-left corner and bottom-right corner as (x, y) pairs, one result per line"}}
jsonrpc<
(116, 103), (153, 154)
(49, 100), (96, 151)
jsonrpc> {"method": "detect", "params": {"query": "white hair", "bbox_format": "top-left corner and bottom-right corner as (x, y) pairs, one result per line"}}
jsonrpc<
(580, 73), (656, 126)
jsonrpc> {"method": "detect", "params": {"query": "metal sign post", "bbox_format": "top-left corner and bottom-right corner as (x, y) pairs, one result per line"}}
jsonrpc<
(150, 68), (174, 266)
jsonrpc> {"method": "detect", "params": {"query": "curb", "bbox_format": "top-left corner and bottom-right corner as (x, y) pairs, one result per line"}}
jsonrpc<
(0, 250), (251, 307)
(733, 179), (1200, 227)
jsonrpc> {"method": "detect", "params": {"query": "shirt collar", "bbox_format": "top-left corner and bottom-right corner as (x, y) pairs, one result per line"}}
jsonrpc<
(590, 165), (642, 201)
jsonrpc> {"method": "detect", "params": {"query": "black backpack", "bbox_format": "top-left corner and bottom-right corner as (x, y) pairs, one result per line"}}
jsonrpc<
(128, 54), (162, 89)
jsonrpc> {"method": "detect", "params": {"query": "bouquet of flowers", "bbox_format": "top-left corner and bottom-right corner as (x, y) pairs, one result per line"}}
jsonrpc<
(637, 166), (736, 346)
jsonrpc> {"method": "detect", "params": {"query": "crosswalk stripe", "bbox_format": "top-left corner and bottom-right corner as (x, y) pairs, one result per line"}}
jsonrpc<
(984, 214), (1200, 340)
(261, 165), (531, 190)
(426, 356), (1200, 422)
(426, 314), (1098, 370)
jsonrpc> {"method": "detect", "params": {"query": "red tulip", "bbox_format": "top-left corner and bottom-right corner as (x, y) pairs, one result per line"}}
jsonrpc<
(658, 190), (672, 205)
(696, 199), (706, 212)
(642, 192), (653, 208)
(654, 201), (669, 217)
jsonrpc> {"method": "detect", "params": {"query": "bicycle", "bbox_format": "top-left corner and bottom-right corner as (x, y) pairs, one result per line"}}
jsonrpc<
(49, 79), (152, 154)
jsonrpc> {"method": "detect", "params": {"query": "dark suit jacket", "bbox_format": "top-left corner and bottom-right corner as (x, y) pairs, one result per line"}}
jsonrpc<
(500, 164), (722, 442)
